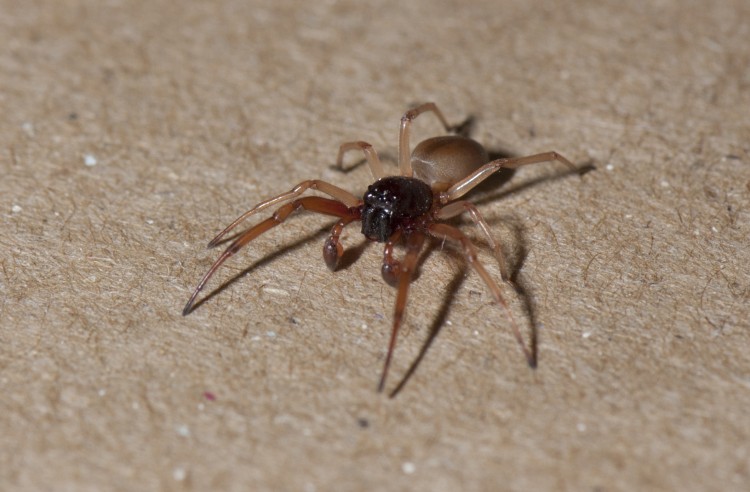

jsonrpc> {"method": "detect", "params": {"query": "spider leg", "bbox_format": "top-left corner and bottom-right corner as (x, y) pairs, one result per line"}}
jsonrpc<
(208, 180), (359, 248)
(378, 232), (426, 393)
(427, 222), (535, 367)
(398, 102), (454, 177)
(435, 200), (511, 282)
(183, 196), (353, 315)
(438, 151), (578, 203)
(323, 215), (359, 271)
(335, 141), (386, 180)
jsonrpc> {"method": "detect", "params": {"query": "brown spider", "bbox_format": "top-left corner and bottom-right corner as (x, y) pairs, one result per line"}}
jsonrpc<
(183, 103), (577, 393)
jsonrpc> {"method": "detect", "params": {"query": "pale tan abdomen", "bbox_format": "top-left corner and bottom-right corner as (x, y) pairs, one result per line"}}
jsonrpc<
(411, 136), (489, 191)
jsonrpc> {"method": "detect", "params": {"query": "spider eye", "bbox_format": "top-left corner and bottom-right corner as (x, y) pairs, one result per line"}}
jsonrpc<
(363, 187), (395, 211)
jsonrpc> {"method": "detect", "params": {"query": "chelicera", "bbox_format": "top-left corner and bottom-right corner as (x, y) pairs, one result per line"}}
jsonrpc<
(183, 103), (577, 393)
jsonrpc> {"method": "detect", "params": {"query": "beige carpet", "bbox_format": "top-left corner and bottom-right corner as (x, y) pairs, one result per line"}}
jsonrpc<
(2, 1), (749, 490)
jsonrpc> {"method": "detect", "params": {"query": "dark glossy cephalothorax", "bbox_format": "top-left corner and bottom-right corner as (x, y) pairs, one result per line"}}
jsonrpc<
(361, 176), (433, 242)
(183, 103), (578, 394)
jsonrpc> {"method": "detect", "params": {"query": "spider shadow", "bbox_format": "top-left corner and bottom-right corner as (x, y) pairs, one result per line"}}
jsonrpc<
(389, 244), (466, 398)
(389, 218), (537, 398)
(471, 159), (595, 208)
(506, 226), (539, 366)
(451, 112), (596, 194)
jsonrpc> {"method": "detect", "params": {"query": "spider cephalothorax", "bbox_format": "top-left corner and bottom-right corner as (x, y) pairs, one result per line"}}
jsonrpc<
(183, 103), (578, 395)
(361, 176), (433, 242)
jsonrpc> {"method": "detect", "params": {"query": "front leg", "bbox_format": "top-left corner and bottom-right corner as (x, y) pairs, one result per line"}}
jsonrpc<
(184, 196), (352, 315)
(378, 232), (426, 393)
(208, 179), (360, 247)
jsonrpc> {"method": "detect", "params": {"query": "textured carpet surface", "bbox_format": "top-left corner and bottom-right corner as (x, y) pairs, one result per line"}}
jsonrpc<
(1, 1), (749, 490)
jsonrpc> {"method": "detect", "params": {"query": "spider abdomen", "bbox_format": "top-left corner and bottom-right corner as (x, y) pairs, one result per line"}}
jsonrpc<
(361, 176), (433, 242)
(411, 135), (489, 191)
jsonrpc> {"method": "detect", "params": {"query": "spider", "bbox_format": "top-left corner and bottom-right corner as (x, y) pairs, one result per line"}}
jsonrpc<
(183, 103), (578, 393)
